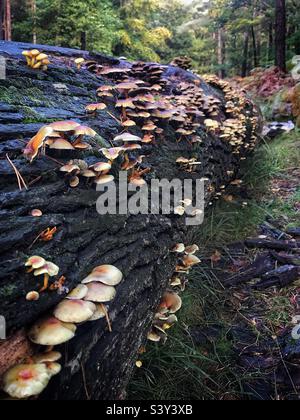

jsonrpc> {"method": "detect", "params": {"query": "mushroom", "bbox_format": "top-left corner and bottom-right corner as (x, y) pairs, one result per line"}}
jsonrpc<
(159, 291), (182, 314)
(85, 103), (107, 115)
(30, 209), (43, 217)
(32, 351), (62, 364)
(91, 162), (111, 174)
(185, 244), (199, 255)
(94, 175), (115, 185)
(25, 256), (47, 271)
(49, 139), (75, 150)
(82, 265), (123, 286)
(23, 126), (54, 162)
(54, 299), (97, 323)
(74, 57), (85, 69)
(87, 304), (108, 321)
(26, 291), (40, 302)
(100, 147), (123, 162)
(171, 243), (185, 253)
(83, 282), (116, 303)
(28, 316), (77, 346)
(49, 120), (80, 132)
(147, 331), (161, 342)
(67, 284), (89, 300)
(73, 125), (97, 146)
(182, 255), (201, 267)
(33, 261), (60, 292)
(2, 363), (61, 399)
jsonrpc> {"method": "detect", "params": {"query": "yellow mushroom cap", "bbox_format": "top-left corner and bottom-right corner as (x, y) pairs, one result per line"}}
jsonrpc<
(54, 299), (96, 323)
(83, 282), (116, 303)
(2, 363), (59, 399)
(36, 53), (48, 61)
(30, 49), (41, 57)
(25, 256), (46, 270)
(28, 316), (77, 346)
(66, 284), (88, 300)
(34, 261), (59, 277)
(82, 265), (123, 286)
(75, 58), (85, 64)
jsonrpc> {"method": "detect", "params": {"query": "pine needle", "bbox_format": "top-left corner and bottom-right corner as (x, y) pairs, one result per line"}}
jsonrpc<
(6, 154), (28, 190)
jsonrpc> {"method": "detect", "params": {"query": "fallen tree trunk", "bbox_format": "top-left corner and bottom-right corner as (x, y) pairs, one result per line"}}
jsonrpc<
(0, 41), (261, 400)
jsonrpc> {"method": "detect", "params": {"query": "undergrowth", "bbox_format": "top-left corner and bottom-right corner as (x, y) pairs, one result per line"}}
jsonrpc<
(128, 130), (300, 400)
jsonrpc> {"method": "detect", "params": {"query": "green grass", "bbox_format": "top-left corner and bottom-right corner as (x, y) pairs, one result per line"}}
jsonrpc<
(128, 131), (300, 400)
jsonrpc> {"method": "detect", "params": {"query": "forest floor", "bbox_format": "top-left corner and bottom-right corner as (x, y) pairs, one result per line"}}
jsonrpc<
(129, 129), (300, 400)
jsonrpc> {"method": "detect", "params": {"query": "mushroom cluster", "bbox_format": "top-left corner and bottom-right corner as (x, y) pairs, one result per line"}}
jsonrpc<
(25, 256), (60, 293)
(60, 159), (114, 188)
(2, 264), (123, 399)
(22, 50), (50, 70)
(170, 56), (193, 71)
(23, 121), (97, 163)
(147, 243), (200, 344)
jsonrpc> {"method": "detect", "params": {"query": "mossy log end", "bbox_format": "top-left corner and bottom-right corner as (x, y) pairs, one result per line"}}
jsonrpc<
(0, 41), (261, 400)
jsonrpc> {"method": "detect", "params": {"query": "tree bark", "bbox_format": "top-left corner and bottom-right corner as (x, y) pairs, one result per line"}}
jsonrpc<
(217, 27), (226, 79)
(275, 0), (287, 72)
(0, 41), (261, 400)
(4, 0), (11, 41)
(242, 31), (249, 77)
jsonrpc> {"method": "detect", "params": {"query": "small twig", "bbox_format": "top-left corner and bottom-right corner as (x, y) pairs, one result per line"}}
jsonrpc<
(44, 154), (65, 166)
(101, 304), (112, 333)
(81, 362), (91, 400)
(6, 154), (28, 190)
(106, 111), (121, 124)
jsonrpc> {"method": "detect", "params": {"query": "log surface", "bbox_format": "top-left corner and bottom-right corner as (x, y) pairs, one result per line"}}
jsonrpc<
(0, 41), (260, 400)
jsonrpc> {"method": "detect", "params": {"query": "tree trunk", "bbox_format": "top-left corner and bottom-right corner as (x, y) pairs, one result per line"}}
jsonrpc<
(0, 41), (261, 400)
(4, 0), (11, 41)
(251, 26), (258, 68)
(275, 0), (287, 72)
(29, 0), (37, 44)
(268, 21), (274, 62)
(242, 31), (249, 77)
(217, 27), (226, 79)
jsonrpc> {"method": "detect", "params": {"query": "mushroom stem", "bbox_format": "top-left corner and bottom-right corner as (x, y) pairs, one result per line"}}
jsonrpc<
(73, 135), (83, 147)
(39, 274), (50, 292)
(101, 304), (112, 333)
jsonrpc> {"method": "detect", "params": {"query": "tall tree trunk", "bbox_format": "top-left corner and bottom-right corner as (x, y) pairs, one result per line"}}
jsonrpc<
(81, 31), (87, 50)
(241, 31), (249, 77)
(275, 0), (287, 72)
(268, 21), (274, 62)
(29, 0), (37, 44)
(251, 26), (258, 68)
(4, 0), (12, 41)
(0, 0), (4, 40)
(217, 27), (226, 79)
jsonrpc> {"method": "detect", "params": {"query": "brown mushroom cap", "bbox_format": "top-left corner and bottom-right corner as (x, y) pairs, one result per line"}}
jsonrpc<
(159, 291), (182, 314)
(84, 282), (116, 303)
(28, 317), (77, 346)
(74, 125), (97, 137)
(54, 299), (97, 323)
(86, 103), (107, 112)
(49, 139), (75, 150)
(49, 121), (80, 132)
(92, 162), (112, 173)
(82, 265), (123, 286)
(69, 176), (80, 188)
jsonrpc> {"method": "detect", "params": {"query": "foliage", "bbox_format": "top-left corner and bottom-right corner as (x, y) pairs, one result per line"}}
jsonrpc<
(10, 0), (300, 76)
